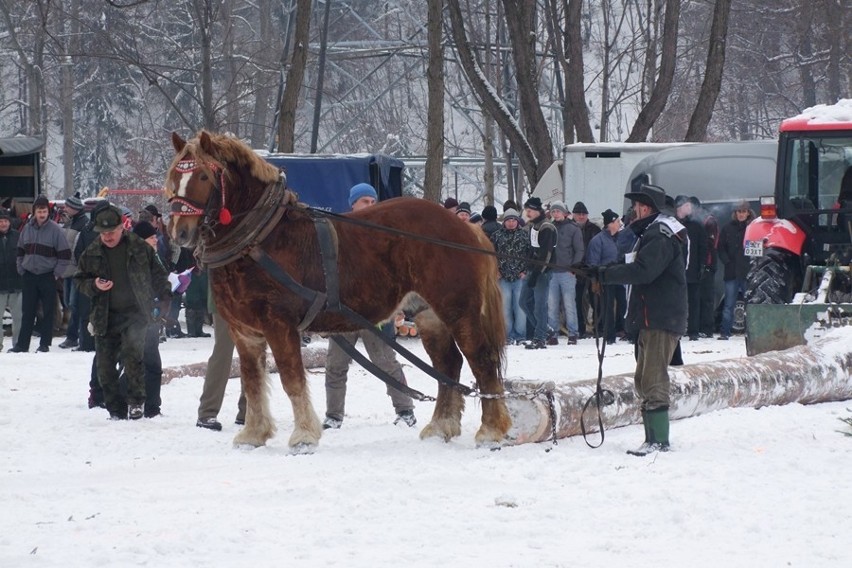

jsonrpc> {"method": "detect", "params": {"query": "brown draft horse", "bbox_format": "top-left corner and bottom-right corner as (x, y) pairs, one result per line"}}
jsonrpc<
(165, 130), (511, 452)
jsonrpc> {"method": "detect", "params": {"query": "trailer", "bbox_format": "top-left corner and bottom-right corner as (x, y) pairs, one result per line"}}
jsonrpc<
(0, 136), (44, 205)
(531, 142), (689, 222)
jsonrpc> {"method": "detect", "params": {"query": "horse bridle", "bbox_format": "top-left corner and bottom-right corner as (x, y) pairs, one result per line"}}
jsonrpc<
(168, 159), (233, 226)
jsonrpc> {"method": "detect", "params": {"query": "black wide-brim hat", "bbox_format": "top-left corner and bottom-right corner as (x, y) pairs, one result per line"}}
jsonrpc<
(624, 184), (672, 215)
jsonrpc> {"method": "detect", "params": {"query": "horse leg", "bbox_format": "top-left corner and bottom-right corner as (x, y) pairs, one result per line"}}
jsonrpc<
(415, 309), (465, 442)
(231, 329), (278, 448)
(452, 321), (512, 447)
(266, 328), (322, 452)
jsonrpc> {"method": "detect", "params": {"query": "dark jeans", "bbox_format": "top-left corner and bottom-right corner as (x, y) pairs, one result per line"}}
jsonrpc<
(76, 293), (95, 351)
(698, 266), (717, 335)
(686, 282), (701, 337)
(63, 278), (80, 342)
(575, 276), (590, 337)
(520, 272), (551, 342)
(17, 271), (57, 350)
(595, 284), (626, 342)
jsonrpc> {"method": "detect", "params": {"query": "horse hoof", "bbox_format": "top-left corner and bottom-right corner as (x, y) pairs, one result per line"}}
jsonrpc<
(289, 442), (316, 455)
(419, 420), (460, 442)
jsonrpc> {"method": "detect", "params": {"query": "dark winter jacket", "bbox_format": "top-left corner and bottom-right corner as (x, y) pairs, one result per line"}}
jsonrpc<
(16, 217), (73, 277)
(490, 226), (530, 282)
(551, 219), (585, 271)
(63, 211), (89, 261)
(0, 227), (22, 292)
(601, 214), (687, 337)
(679, 216), (708, 284)
(577, 220), (602, 248)
(718, 214), (753, 281)
(586, 229), (619, 267)
(526, 215), (557, 278)
(74, 231), (171, 336)
(692, 208), (719, 268)
(481, 220), (501, 239)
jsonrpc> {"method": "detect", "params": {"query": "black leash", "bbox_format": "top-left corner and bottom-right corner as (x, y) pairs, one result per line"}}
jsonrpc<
(579, 283), (616, 448)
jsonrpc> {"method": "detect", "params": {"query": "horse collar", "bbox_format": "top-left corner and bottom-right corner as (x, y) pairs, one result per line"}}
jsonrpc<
(195, 180), (290, 269)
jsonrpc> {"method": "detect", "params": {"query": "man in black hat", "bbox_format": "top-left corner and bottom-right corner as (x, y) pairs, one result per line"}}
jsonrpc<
(571, 201), (601, 338)
(75, 205), (171, 420)
(10, 195), (73, 353)
(588, 184), (687, 455)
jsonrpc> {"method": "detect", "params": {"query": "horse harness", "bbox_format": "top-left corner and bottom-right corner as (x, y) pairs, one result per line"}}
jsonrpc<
(174, 182), (611, 446)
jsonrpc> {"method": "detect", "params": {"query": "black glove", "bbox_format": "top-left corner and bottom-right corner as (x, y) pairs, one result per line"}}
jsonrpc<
(156, 297), (172, 322)
(526, 272), (539, 288)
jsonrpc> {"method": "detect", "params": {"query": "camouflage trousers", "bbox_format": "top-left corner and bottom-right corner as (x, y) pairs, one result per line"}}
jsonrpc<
(95, 312), (148, 418)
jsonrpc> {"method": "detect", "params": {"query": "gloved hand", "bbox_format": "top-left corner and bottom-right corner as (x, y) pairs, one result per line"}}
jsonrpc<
(526, 272), (539, 288)
(701, 265), (713, 280)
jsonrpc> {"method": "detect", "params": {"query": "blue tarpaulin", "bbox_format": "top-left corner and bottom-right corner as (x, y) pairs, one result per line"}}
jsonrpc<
(261, 153), (405, 213)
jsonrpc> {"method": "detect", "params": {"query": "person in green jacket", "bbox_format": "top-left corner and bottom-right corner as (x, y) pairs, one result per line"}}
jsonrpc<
(75, 206), (171, 420)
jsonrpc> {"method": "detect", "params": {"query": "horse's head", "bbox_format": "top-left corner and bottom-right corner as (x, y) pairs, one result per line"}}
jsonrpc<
(165, 131), (229, 247)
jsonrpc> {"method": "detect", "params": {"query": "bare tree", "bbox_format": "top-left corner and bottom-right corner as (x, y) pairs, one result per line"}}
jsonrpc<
(626, 0), (680, 142)
(423, 0), (444, 203)
(277, 0), (312, 152)
(685, 0), (732, 141)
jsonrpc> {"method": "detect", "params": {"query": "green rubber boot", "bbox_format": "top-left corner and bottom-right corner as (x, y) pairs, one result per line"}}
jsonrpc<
(627, 407), (670, 456)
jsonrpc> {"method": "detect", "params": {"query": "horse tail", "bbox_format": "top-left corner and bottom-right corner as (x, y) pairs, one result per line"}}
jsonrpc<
(473, 231), (506, 377)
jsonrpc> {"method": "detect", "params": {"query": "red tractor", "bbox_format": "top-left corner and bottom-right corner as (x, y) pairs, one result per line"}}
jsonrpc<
(743, 99), (852, 355)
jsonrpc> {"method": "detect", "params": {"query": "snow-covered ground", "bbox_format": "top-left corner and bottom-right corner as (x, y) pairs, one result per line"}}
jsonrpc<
(2, 328), (850, 567)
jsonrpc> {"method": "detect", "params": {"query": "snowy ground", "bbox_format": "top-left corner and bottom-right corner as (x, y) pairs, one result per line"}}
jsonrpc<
(2, 328), (850, 567)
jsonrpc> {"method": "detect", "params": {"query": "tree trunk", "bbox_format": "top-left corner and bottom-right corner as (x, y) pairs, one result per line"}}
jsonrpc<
(423, 0), (445, 204)
(250, 0), (274, 147)
(501, 0), (554, 182)
(564, 0), (594, 142)
(446, 0), (540, 188)
(626, 0), (680, 142)
(309, 0), (332, 153)
(685, 0), (732, 142)
(277, 0), (312, 153)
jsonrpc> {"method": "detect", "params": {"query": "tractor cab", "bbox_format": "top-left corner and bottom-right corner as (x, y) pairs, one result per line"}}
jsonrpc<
(743, 100), (852, 355)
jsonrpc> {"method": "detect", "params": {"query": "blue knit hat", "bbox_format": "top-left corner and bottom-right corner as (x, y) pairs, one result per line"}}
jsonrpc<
(348, 183), (378, 207)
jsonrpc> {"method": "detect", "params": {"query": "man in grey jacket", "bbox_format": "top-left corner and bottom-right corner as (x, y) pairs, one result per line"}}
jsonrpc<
(11, 196), (72, 353)
(547, 201), (585, 344)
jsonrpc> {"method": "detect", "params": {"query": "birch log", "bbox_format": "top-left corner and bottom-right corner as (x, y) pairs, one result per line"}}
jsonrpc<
(505, 327), (852, 445)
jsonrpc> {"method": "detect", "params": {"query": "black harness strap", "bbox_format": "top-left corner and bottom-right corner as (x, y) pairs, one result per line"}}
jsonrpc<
(314, 217), (341, 312)
(247, 246), (327, 332)
(331, 336), (436, 402)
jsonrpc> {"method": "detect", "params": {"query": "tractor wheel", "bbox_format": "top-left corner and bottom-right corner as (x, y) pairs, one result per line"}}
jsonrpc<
(744, 249), (801, 305)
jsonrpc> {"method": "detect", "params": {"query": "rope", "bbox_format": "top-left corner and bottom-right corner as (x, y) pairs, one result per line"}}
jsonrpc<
(579, 284), (616, 448)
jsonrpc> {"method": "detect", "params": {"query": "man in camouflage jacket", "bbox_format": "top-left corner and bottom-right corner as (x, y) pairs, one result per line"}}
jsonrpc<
(75, 205), (171, 420)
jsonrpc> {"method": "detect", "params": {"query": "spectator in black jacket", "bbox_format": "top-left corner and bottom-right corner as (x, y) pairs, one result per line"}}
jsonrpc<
(58, 194), (89, 349)
(717, 200), (754, 340)
(572, 201), (601, 337)
(520, 197), (557, 350)
(675, 195), (708, 341)
(594, 184), (687, 456)
(0, 208), (22, 351)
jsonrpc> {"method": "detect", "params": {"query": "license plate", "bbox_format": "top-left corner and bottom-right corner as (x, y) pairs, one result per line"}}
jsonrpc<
(744, 240), (764, 257)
